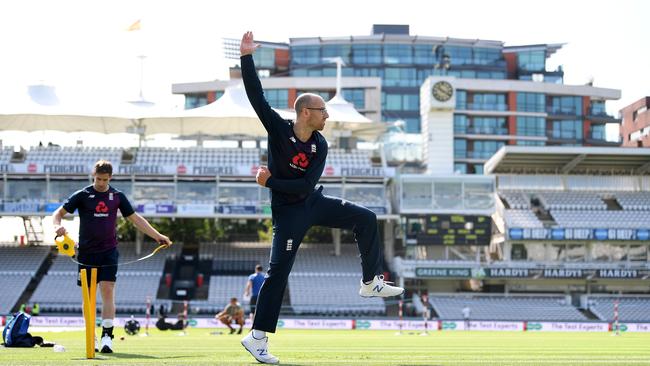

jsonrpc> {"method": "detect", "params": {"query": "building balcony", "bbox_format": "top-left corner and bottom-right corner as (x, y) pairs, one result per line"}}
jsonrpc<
(465, 103), (509, 112)
(585, 131), (621, 146)
(454, 127), (509, 135)
(546, 106), (581, 117)
(587, 110), (622, 123)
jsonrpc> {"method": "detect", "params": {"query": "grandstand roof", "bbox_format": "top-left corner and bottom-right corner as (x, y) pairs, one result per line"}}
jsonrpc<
(484, 146), (650, 175)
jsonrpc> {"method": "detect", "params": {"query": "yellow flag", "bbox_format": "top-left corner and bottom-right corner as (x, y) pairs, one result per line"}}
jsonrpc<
(126, 19), (141, 31)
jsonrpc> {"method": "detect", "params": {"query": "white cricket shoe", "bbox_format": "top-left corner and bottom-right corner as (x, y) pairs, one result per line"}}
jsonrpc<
(99, 334), (113, 353)
(241, 332), (279, 364)
(359, 275), (404, 298)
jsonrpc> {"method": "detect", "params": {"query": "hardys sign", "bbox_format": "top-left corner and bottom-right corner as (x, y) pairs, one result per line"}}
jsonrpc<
(413, 267), (650, 280)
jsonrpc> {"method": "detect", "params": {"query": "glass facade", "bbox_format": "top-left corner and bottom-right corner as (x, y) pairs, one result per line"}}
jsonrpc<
(550, 96), (582, 116)
(517, 92), (545, 112)
(342, 89), (365, 110)
(516, 116), (546, 136)
(517, 50), (546, 71)
(289, 42), (507, 133)
(185, 94), (208, 109)
(253, 48), (276, 69)
(265, 89), (289, 109)
(551, 120), (583, 140)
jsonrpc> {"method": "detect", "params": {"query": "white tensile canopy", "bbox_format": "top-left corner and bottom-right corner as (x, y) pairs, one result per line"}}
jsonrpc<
(0, 84), (387, 141)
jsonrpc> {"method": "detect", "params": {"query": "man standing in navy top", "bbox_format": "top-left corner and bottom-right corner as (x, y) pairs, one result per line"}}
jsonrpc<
(239, 31), (404, 364)
(52, 160), (171, 353)
(244, 264), (265, 319)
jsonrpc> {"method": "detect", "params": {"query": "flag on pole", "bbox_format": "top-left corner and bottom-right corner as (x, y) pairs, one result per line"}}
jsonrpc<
(126, 19), (141, 31)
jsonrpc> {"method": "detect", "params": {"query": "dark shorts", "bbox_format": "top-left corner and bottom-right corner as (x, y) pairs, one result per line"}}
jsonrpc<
(76, 248), (119, 286)
(250, 295), (258, 314)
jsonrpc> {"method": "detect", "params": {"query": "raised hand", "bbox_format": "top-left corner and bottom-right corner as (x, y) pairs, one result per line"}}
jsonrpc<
(256, 165), (271, 187)
(240, 31), (260, 56)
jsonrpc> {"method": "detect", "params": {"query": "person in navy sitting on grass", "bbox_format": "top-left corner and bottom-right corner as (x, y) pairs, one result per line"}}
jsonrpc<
(238, 31), (404, 365)
(52, 160), (171, 353)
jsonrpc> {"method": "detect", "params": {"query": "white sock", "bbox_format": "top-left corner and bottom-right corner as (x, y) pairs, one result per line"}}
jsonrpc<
(252, 329), (266, 339)
(102, 319), (114, 328)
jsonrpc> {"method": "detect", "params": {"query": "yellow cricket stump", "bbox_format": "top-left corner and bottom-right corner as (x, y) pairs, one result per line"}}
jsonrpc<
(80, 268), (97, 359)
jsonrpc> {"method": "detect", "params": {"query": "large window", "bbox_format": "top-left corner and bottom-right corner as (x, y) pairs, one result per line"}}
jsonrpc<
(322, 44), (351, 64)
(470, 117), (507, 135)
(516, 116), (546, 136)
(344, 186), (385, 207)
(445, 46), (473, 65)
(516, 140), (545, 146)
(342, 89), (365, 110)
(454, 115), (468, 133)
(384, 67), (416, 87)
(471, 140), (505, 159)
(351, 44), (382, 64)
(414, 44), (436, 65)
(454, 139), (467, 158)
(590, 100), (607, 116)
(382, 93), (419, 111)
(551, 120), (583, 140)
(265, 89), (289, 109)
(291, 45), (320, 65)
(517, 92), (545, 112)
(176, 181), (216, 204)
(133, 183), (175, 203)
(477, 71), (506, 79)
(48, 179), (88, 202)
(253, 48), (275, 69)
(185, 94), (208, 109)
(517, 50), (545, 71)
(6, 180), (46, 202)
(433, 182), (462, 209)
(590, 124), (606, 140)
(456, 90), (467, 109)
(353, 67), (383, 78)
(401, 182), (432, 208)
(218, 185), (258, 206)
(384, 44), (412, 64)
(550, 96), (582, 116)
(473, 48), (502, 65)
(470, 93), (507, 111)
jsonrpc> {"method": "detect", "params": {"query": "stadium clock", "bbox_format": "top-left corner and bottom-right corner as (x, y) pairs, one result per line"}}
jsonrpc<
(432, 81), (453, 102)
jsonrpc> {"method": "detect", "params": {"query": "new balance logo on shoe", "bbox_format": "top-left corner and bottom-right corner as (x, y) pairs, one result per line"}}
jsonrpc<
(359, 275), (404, 298)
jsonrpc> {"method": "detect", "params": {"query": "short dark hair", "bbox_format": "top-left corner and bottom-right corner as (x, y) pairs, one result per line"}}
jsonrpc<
(93, 160), (113, 176)
(230, 297), (238, 302)
(255, 264), (263, 272)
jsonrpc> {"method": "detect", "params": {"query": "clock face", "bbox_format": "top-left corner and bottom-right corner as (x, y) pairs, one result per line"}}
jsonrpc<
(432, 81), (453, 102)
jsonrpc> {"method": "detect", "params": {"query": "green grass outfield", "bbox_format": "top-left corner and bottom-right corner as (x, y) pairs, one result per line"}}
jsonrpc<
(2, 328), (650, 365)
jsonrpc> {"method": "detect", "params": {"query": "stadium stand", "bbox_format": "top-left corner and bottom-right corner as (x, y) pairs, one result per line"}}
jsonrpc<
(24, 146), (122, 165)
(0, 274), (33, 315)
(196, 242), (384, 315)
(588, 296), (650, 322)
(551, 210), (650, 229)
(0, 146), (13, 164)
(134, 147), (261, 166)
(289, 273), (385, 316)
(429, 295), (587, 321)
(504, 209), (544, 228)
(0, 245), (50, 274)
(326, 148), (372, 167)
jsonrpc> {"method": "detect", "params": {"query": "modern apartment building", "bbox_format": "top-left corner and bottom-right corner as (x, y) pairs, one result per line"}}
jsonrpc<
(620, 97), (650, 147)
